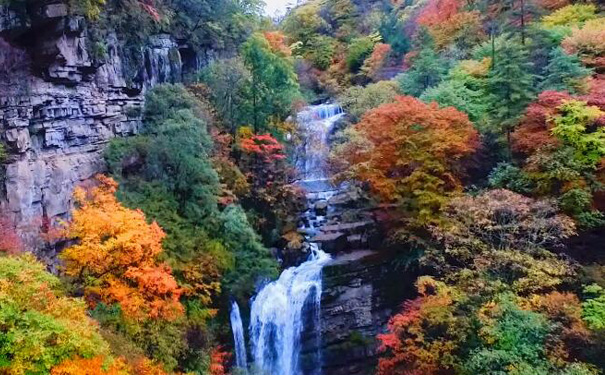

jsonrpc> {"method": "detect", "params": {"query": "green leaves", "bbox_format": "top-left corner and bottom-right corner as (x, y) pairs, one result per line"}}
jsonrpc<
(551, 100), (605, 166)
(582, 284), (605, 331)
(0, 254), (111, 374)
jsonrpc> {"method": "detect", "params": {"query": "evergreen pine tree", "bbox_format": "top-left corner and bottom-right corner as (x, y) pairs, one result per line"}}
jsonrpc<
(487, 38), (537, 156)
(396, 30), (447, 97)
(539, 47), (592, 94)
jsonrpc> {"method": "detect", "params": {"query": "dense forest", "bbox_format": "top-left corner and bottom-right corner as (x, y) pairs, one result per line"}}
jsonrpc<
(1, 0), (605, 374)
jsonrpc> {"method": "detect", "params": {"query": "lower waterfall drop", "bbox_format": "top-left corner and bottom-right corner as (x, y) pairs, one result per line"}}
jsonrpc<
(230, 301), (248, 374)
(249, 246), (331, 375)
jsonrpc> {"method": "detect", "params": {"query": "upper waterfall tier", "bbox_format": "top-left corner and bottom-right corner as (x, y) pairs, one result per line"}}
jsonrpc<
(296, 104), (344, 181)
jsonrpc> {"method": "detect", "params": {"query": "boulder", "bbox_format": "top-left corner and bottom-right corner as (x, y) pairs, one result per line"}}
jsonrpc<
(311, 232), (347, 253)
(315, 200), (328, 216)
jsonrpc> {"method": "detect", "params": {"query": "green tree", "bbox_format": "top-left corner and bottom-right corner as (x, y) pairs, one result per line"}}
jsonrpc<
(338, 80), (400, 121)
(240, 33), (301, 131)
(539, 47), (592, 94)
(0, 254), (111, 373)
(487, 38), (536, 154)
(396, 34), (447, 97)
(106, 85), (275, 298)
(200, 58), (250, 133)
(346, 35), (377, 72)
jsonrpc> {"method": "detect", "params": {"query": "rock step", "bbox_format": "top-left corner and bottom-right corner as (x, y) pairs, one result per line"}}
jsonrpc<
(319, 221), (374, 235)
(311, 231), (347, 253)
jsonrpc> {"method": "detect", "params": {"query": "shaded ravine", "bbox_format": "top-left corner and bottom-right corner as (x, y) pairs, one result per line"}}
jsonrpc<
(230, 104), (344, 375)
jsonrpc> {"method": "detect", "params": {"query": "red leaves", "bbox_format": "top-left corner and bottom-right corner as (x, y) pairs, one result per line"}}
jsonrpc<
(240, 134), (287, 162)
(335, 96), (478, 208)
(209, 347), (231, 375)
(264, 31), (292, 56)
(417, 0), (462, 27)
(513, 81), (605, 156)
(0, 215), (22, 254)
(512, 90), (571, 155)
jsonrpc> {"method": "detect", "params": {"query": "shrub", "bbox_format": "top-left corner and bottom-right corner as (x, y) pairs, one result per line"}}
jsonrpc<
(0, 254), (111, 373)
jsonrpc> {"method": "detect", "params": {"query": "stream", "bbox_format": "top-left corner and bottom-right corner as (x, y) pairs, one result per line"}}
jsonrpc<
(230, 104), (345, 375)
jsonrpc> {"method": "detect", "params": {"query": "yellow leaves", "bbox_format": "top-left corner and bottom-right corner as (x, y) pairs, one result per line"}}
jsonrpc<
(541, 4), (597, 28)
(61, 175), (183, 322)
(457, 58), (492, 77)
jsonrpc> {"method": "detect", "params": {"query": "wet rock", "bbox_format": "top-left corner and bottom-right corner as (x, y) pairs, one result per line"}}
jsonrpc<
(315, 199), (328, 216)
(311, 232), (347, 254)
(316, 250), (417, 375)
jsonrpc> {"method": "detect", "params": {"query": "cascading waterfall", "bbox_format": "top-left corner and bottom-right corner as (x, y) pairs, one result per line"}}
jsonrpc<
(296, 104), (344, 181)
(230, 104), (343, 375)
(249, 247), (331, 375)
(230, 301), (248, 374)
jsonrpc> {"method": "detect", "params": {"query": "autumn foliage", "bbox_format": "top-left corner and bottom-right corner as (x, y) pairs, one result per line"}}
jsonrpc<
(332, 95), (478, 223)
(0, 215), (22, 254)
(61, 175), (183, 321)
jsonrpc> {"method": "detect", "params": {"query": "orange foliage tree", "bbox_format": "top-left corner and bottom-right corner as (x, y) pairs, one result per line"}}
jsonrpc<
(52, 356), (172, 375)
(377, 277), (463, 375)
(51, 356), (124, 375)
(332, 96), (479, 224)
(264, 31), (291, 56)
(61, 175), (183, 321)
(361, 43), (391, 81)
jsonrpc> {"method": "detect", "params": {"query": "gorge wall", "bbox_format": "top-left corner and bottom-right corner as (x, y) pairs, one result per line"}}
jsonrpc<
(0, 2), (215, 254)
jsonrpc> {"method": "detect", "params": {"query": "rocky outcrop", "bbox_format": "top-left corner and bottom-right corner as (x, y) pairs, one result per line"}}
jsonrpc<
(318, 249), (416, 375)
(0, 2), (183, 253)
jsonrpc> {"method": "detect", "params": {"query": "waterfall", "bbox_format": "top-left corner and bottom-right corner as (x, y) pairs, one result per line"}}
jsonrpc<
(230, 103), (342, 375)
(230, 301), (248, 374)
(296, 104), (344, 181)
(249, 246), (331, 375)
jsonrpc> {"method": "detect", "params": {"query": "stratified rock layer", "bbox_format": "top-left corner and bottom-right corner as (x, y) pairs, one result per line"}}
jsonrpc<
(319, 250), (415, 375)
(0, 4), (182, 253)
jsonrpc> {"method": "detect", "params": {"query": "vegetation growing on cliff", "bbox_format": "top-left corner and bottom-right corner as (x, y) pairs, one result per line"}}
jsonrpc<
(1, 0), (605, 374)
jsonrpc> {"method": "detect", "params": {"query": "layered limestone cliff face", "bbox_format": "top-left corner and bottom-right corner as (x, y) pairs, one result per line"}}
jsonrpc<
(0, 3), (190, 255)
(319, 250), (415, 375)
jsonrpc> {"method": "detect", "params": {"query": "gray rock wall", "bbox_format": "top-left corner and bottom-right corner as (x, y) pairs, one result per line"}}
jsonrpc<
(318, 250), (416, 375)
(0, 3), (182, 253)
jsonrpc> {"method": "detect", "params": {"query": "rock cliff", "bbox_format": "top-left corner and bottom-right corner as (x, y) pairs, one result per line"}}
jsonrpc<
(0, 2), (189, 254)
(319, 249), (415, 375)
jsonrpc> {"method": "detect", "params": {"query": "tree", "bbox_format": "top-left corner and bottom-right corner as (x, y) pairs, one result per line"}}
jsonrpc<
(360, 43), (391, 81)
(338, 80), (400, 121)
(561, 18), (605, 70)
(0, 254), (111, 374)
(0, 215), (22, 254)
(378, 9), (410, 56)
(61, 175), (184, 321)
(541, 4), (597, 29)
(281, 2), (328, 47)
(346, 35), (377, 72)
(332, 96), (478, 224)
(200, 58), (250, 133)
(540, 48), (592, 94)
(487, 38), (537, 154)
(377, 277), (464, 375)
(240, 33), (301, 131)
(397, 36), (448, 97)
(582, 284), (605, 332)
(435, 189), (576, 252)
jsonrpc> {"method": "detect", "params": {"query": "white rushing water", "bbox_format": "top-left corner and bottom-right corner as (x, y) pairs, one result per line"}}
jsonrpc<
(249, 247), (331, 375)
(230, 301), (248, 374)
(230, 104), (343, 375)
(296, 104), (344, 181)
